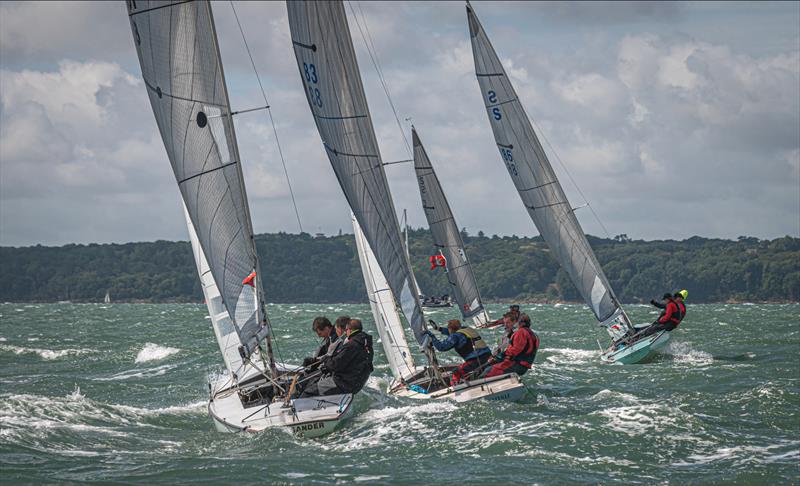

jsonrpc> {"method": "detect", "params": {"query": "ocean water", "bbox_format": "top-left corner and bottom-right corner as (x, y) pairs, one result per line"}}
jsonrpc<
(0, 302), (797, 484)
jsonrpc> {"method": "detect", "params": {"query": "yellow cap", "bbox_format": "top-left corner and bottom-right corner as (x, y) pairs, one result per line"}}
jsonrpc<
(679, 289), (688, 300)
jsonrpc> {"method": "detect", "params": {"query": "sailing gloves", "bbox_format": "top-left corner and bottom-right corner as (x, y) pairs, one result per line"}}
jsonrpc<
(427, 319), (440, 332)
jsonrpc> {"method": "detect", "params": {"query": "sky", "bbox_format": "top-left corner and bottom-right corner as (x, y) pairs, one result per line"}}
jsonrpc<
(0, 1), (798, 247)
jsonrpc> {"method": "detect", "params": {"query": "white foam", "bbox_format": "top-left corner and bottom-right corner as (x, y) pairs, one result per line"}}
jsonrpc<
(0, 344), (93, 360)
(134, 343), (180, 363)
(544, 348), (598, 365)
(666, 341), (713, 366)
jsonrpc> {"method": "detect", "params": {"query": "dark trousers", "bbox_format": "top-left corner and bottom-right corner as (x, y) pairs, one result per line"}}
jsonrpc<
(299, 374), (344, 398)
(641, 321), (677, 338)
(451, 353), (490, 385)
(483, 360), (529, 378)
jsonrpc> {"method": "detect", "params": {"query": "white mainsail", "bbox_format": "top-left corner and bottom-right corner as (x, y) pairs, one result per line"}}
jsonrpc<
(467, 3), (632, 339)
(286, 1), (428, 344)
(412, 128), (489, 326)
(127, 0), (271, 374)
(352, 214), (417, 382)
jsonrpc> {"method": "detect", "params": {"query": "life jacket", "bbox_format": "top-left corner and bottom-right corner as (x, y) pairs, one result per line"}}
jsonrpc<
(453, 327), (488, 359)
(508, 327), (539, 368)
(675, 300), (686, 325)
(659, 300), (681, 325)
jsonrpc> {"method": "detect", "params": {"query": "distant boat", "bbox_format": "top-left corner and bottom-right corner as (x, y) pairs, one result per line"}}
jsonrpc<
(467, 2), (669, 364)
(126, 0), (352, 437)
(103, 291), (111, 304)
(290, 1), (524, 402)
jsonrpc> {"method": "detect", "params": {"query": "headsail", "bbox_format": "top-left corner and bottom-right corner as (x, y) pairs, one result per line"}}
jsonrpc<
(126, 0), (269, 366)
(352, 214), (417, 382)
(287, 1), (427, 344)
(467, 3), (631, 336)
(412, 128), (488, 325)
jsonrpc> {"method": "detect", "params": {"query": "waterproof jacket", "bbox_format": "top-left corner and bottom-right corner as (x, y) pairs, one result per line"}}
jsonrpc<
(657, 300), (681, 325)
(675, 300), (686, 323)
(503, 327), (539, 368)
(304, 332), (339, 370)
(321, 330), (374, 394)
(430, 327), (491, 361)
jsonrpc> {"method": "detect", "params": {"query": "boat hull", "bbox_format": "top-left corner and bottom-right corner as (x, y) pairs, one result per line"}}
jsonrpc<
(600, 330), (671, 365)
(391, 373), (527, 402)
(208, 379), (354, 438)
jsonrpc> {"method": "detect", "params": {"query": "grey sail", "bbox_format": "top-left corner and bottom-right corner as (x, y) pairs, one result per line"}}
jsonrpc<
(467, 3), (631, 335)
(126, 0), (269, 363)
(412, 128), (487, 322)
(287, 1), (427, 344)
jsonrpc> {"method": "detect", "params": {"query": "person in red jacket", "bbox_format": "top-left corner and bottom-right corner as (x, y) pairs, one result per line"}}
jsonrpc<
(641, 293), (681, 337)
(482, 313), (539, 378)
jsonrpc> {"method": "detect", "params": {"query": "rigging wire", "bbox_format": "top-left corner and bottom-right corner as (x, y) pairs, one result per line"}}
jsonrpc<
(528, 116), (613, 239)
(229, 0), (294, 369)
(229, 0), (304, 235)
(346, 0), (412, 158)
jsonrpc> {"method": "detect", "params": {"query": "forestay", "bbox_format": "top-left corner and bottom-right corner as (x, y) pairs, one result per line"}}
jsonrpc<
(352, 214), (417, 382)
(467, 4), (631, 336)
(287, 1), (427, 344)
(412, 128), (488, 325)
(126, 0), (269, 363)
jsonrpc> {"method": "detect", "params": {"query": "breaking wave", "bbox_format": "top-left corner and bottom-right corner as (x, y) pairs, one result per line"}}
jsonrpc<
(0, 343), (93, 360)
(134, 343), (180, 363)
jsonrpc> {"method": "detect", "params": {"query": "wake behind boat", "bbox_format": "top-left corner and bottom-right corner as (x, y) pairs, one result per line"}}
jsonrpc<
(126, 0), (353, 436)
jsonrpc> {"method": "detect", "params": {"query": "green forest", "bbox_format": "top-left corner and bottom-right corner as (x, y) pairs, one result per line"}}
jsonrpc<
(1, 231), (798, 303)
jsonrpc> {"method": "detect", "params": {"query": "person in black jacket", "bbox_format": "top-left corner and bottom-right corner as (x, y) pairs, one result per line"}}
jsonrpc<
(301, 316), (339, 371)
(300, 319), (374, 397)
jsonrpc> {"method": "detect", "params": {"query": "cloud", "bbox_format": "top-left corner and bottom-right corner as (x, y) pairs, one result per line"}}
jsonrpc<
(0, 1), (797, 246)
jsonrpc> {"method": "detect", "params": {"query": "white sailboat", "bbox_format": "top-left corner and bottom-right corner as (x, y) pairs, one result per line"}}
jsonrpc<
(288, 0), (524, 401)
(411, 127), (489, 327)
(467, 2), (669, 364)
(103, 291), (111, 304)
(126, 0), (352, 436)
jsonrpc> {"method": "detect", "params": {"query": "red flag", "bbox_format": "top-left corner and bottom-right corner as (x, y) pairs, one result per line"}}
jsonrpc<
(242, 271), (256, 287)
(429, 255), (446, 270)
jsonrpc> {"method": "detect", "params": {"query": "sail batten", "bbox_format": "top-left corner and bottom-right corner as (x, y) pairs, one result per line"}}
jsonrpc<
(412, 128), (486, 321)
(127, 0), (268, 372)
(287, 0), (427, 344)
(467, 4), (628, 331)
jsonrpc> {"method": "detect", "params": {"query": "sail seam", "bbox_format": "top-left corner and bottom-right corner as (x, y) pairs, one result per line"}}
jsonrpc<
(486, 98), (518, 108)
(178, 160), (238, 185)
(128, 0), (192, 18)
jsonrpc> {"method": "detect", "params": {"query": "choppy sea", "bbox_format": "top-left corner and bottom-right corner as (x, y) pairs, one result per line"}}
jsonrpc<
(1, 303), (798, 484)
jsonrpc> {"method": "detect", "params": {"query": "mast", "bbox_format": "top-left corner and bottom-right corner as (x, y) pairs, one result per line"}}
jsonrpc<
(412, 127), (489, 326)
(286, 1), (429, 344)
(126, 0), (274, 376)
(467, 2), (632, 338)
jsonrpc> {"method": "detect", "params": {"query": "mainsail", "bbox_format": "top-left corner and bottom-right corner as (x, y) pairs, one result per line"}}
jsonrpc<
(467, 3), (631, 337)
(352, 214), (417, 382)
(287, 1), (427, 343)
(412, 128), (488, 325)
(127, 0), (270, 369)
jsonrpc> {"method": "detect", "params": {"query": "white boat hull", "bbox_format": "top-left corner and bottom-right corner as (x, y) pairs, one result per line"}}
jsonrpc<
(600, 330), (671, 365)
(390, 372), (527, 403)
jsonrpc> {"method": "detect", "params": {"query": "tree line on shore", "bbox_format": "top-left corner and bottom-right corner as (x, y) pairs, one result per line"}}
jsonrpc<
(1, 231), (798, 304)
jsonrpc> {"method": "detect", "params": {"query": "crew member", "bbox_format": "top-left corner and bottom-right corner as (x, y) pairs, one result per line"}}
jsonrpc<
(488, 304), (521, 327)
(301, 319), (374, 397)
(425, 319), (491, 386)
(674, 290), (688, 324)
(302, 317), (339, 371)
(325, 315), (350, 357)
(483, 313), (539, 378)
(641, 293), (681, 337)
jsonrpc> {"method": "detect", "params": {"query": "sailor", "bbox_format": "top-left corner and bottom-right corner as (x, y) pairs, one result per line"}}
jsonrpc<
(674, 290), (688, 323)
(640, 293), (681, 337)
(301, 319), (374, 397)
(483, 313), (539, 378)
(489, 304), (521, 327)
(491, 312), (517, 361)
(425, 319), (491, 386)
(302, 317), (339, 371)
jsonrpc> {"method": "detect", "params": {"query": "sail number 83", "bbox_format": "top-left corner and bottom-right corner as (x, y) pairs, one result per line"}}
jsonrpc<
(303, 62), (322, 107)
(500, 148), (518, 176)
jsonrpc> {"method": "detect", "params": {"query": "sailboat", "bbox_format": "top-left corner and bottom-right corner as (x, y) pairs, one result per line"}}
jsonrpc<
(288, 0), (525, 401)
(404, 208), (453, 309)
(466, 2), (669, 364)
(411, 128), (489, 326)
(103, 290), (111, 304)
(126, 0), (352, 436)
